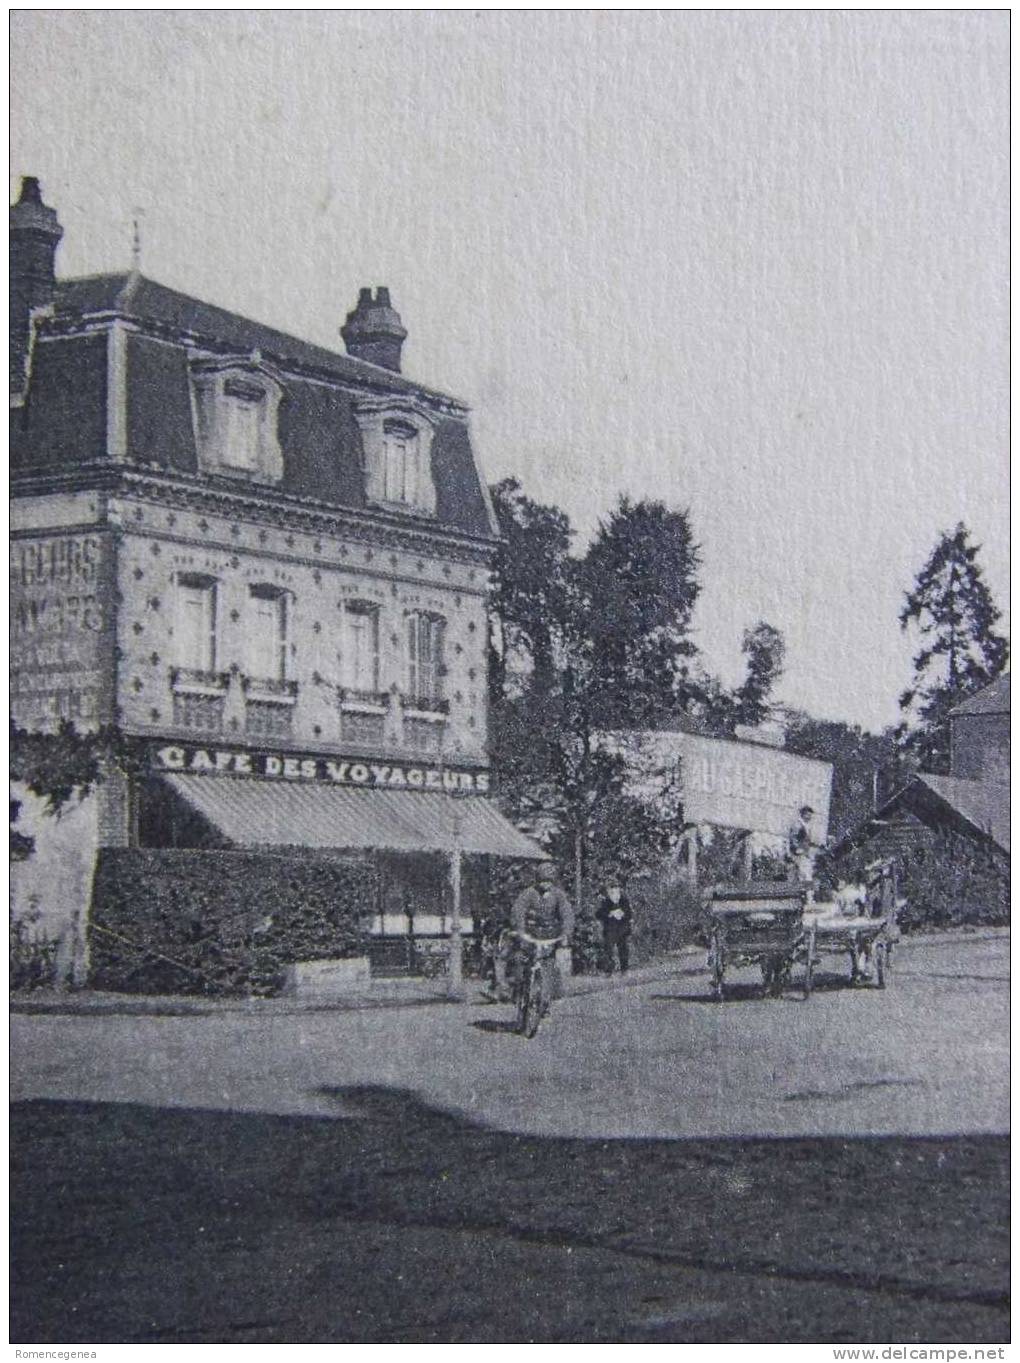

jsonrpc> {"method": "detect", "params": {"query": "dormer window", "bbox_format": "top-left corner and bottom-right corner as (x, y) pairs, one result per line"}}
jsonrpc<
(353, 397), (437, 516)
(191, 353), (284, 484)
(383, 421), (420, 504)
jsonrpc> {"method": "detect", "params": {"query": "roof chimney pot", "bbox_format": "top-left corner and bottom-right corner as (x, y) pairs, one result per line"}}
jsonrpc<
(341, 284), (407, 374)
(10, 176), (63, 396)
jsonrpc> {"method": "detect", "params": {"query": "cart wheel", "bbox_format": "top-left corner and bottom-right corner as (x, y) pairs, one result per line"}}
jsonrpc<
(874, 943), (886, 989)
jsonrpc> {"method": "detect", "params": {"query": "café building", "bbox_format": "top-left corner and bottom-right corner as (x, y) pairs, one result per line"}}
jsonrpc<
(10, 177), (540, 985)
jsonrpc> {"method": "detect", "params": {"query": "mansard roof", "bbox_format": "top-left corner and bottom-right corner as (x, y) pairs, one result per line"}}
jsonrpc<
(14, 272), (497, 542)
(51, 273), (464, 407)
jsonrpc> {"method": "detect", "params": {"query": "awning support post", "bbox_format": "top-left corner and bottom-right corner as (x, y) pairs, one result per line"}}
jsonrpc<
(447, 810), (464, 1000)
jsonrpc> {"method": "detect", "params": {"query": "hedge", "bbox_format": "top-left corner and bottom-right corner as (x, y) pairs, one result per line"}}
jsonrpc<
(829, 828), (1009, 931)
(89, 849), (375, 996)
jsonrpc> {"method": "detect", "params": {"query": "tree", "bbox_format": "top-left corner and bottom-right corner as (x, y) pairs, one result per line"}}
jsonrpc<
(783, 712), (906, 844)
(897, 524), (1008, 772)
(581, 496), (702, 726)
(733, 622), (786, 728)
(488, 478), (574, 699)
(9, 721), (146, 860)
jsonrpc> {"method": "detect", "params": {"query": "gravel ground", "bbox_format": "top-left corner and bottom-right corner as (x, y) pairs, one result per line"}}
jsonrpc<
(10, 932), (1009, 1343)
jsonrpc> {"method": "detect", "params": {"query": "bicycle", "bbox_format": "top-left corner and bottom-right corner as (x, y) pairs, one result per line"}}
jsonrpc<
(510, 932), (563, 1038)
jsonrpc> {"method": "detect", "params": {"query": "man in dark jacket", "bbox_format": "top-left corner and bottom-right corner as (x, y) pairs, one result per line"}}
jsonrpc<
(490, 861), (573, 1001)
(596, 880), (633, 975)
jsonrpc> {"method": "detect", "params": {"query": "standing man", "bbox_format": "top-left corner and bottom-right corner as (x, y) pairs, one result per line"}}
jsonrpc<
(787, 805), (819, 901)
(596, 879), (633, 975)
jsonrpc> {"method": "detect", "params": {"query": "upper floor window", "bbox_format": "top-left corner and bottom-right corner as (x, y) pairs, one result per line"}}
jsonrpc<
(191, 353), (285, 485)
(341, 600), (380, 694)
(407, 612), (444, 705)
(383, 422), (420, 505)
(247, 585), (288, 682)
(175, 574), (217, 673)
(353, 398), (437, 516)
(222, 380), (265, 473)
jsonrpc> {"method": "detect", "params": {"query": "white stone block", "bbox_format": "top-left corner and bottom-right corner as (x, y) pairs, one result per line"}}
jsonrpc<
(280, 956), (371, 997)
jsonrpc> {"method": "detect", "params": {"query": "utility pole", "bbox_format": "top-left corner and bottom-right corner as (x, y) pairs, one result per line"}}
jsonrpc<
(447, 802), (464, 1001)
(439, 727), (464, 1001)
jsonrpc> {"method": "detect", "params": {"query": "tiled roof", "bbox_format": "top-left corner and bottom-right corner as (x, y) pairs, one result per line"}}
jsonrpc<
(914, 773), (1010, 854)
(53, 273), (461, 405)
(948, 674), (1010, 718)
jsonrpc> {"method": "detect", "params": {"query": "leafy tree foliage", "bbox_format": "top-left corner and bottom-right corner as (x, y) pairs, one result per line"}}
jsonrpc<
(582, 497), (701, 726)
(9, 722), (146, 860)
(488, 478), (574, 699)
(897, 524), (1008, 772)
(783, 712), (907, 844)
(734, 622), (786, 728)
(488, 492), (696, 910)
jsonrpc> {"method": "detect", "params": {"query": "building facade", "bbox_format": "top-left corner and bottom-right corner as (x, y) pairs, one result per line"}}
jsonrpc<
(948, 675), (1010, 783)
(10, 177), (539, 984)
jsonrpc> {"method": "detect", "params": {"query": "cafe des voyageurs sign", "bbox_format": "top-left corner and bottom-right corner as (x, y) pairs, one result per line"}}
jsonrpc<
(153, 742), (492, 794)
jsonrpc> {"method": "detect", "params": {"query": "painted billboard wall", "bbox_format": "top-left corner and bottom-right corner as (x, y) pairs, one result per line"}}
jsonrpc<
(606, 730), (833, 842)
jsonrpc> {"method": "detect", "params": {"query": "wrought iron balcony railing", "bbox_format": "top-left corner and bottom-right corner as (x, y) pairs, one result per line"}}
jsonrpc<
(339, 687), (391, 711)
(170, 666), (230, 695)
(400, 693), (450, 716)
(241, 675), (298, 701)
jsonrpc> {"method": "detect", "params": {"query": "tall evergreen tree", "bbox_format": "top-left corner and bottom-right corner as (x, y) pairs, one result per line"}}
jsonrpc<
(897, 523), (1008, 772)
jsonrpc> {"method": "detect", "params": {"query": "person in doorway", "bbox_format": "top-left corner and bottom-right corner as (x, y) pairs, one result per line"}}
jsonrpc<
(596, 879), (633, 975)
(491, 861), (574, 1003)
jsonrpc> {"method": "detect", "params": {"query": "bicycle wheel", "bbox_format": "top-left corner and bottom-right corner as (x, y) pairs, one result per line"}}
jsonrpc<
(523, 965), (544, 1038)
(514, 980), (528, 1034)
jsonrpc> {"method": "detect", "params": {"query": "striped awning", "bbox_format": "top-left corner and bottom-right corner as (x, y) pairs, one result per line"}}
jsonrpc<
(160, 773), (545, 859)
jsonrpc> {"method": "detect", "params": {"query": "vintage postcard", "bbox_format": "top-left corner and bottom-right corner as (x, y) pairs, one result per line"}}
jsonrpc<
(9, 10), (1009, 1352)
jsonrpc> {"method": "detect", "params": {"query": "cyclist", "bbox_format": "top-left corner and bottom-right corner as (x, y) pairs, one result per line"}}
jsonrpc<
(492, 861), (574, 1004)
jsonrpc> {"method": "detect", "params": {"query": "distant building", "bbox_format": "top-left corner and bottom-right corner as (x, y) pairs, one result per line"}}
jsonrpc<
(603, 726), (833, 881)
(10, 177), (540, 985)
(832, 676), (1009, 919)
(948, 675), (1010, 783)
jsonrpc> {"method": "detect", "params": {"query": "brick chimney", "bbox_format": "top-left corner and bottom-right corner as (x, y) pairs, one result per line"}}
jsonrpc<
(10, 176), (63, 395)
(341, 286), (407, 373)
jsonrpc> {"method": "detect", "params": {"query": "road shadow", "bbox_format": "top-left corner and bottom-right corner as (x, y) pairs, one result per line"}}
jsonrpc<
(11, 1091), (1009, 1346)
(470, 1018), (520, 1034)
(651, 968), (886, 1005)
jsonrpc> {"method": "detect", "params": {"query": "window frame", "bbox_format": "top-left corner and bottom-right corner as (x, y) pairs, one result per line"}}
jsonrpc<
(247, 584), (289, 684)
(406, 611), (445, 708)
(341, 599), (381, 696)
(174, 573), (218, 676)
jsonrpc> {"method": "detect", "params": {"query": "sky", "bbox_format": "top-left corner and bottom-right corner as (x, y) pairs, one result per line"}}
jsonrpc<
(10, 11), (1009, 732)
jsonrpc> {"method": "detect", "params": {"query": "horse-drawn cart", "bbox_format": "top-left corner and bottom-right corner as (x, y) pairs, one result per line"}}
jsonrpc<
(805, 859), (900, 989)
(705, 882), (815, 1001)
(804, 912), (892, 987)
